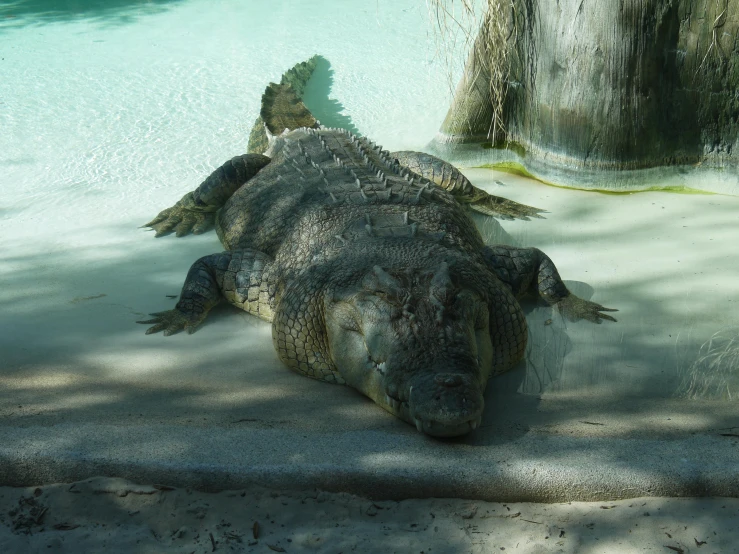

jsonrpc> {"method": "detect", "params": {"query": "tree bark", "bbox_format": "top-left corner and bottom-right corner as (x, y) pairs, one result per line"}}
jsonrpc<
(431, 0), (739, 192)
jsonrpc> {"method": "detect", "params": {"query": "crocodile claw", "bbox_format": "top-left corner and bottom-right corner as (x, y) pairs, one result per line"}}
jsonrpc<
(137, 309), (205, 335)
(468, 193), (547, 221)
(141, 193), (215, 237)
(556, 295), (618, 324)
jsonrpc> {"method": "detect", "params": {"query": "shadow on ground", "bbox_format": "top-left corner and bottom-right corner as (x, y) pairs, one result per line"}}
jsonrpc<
(3, 479), (736, 552)
(0, 0), (183, 29)
(0, 207), (738, 499)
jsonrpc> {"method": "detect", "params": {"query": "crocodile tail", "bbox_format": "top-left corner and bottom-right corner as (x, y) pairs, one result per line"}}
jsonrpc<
(278, 55), (319, 97)
(246, 56), (321, 154)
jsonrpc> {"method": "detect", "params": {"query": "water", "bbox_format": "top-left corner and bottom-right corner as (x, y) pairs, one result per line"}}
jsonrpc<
(1, 0), (738, 451)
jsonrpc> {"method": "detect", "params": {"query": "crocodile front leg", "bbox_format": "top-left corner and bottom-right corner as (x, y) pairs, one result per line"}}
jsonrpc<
(143, 154), (271, 237)
(391, 150), (545, 220)
(138, 249), (277, 335)
(482, 245), (618, 323)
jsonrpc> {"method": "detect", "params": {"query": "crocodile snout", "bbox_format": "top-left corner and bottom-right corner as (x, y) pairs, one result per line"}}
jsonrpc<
(406, 372), (484, 437)
(434, 373), (464, 388)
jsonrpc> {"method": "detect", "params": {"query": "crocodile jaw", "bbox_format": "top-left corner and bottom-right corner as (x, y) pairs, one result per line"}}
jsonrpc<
(352, 358), (485, 438)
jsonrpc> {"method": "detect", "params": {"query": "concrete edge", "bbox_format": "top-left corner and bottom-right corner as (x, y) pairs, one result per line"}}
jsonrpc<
(3, 424), (738, 502)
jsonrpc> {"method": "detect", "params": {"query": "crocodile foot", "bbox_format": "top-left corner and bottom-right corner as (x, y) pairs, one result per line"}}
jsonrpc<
(555, 294), (618, 324)
(137, 308), (205, 335)
(468, 192), (546, 221)
(142, 192), (215, 237)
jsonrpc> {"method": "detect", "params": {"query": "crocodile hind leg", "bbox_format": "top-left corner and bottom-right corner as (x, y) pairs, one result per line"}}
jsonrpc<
(138, 249), (277, 335)
(482, 245), (618, 323)
(143, 153), (271, 237)
(391, 150), (545, 220)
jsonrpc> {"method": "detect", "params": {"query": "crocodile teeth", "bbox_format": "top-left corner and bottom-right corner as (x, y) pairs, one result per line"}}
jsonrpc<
(384, 394), (401, 411)
(414, 418), (424, 432)
(377, 361), (387, 374)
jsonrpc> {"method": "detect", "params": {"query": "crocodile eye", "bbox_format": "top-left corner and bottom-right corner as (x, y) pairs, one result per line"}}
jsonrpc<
(335, 305), (361, 333)
(476, 305), (489, 330)
(343, 318), (361, 333)
(460, 294), (488, 330)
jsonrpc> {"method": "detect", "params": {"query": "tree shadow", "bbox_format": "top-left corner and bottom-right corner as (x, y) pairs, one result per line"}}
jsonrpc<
(1, 188), (739, 500)
(3, 480), (737, 551)
(0, 0), (184, 30)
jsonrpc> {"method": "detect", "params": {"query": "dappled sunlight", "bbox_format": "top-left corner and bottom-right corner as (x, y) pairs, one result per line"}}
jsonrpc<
(2, 171), (738, 498)
(172, 387), (303, 410)
(82, 349), (188, 378)
(2, 479), (736, 552)
(461, 168), (739, 402)
(532, 408), (725, 439)
(24, 392), (127, 414)
(0, 370), (80, 390)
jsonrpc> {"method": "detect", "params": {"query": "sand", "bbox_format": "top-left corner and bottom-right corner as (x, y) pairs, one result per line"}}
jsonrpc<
(2, 477), (738, 553)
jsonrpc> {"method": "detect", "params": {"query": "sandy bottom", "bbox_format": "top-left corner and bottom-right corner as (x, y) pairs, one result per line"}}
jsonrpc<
(1, 477), (737, 554)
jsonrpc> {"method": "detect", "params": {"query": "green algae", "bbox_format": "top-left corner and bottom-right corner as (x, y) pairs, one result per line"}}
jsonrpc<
(473, 161), (716, 196)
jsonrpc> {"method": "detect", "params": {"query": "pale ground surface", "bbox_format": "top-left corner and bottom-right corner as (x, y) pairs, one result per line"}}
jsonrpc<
(1, 477), (738, 554)
(2, 0), (739, 551)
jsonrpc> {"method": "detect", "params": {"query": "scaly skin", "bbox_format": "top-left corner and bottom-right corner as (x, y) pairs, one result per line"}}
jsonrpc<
(247, 56), (320, 156)
(391, 151), (546, 220)
(139, 126), (617, 437)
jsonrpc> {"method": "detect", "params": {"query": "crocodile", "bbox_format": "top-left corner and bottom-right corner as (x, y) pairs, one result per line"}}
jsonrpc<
(138, 58), (616, 437)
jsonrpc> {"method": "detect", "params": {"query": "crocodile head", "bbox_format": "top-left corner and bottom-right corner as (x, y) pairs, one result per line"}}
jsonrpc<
(325, 262), (493, 437)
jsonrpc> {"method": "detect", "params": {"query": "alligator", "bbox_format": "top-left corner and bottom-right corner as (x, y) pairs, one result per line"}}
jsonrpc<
(138, 58), (616, 437)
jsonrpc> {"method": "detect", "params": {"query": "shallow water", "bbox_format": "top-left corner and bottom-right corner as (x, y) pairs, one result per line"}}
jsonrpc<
(1, 0), (738, 451)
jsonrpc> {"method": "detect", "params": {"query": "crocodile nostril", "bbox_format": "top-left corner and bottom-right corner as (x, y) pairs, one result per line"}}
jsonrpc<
(434, 374), (463, 388)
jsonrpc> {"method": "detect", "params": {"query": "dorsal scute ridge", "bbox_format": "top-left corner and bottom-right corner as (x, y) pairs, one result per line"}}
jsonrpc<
(287, 127), (403, 190)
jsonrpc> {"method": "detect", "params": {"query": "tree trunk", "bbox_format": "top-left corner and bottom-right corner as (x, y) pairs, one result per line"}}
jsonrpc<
(430, 0), (739, 192)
